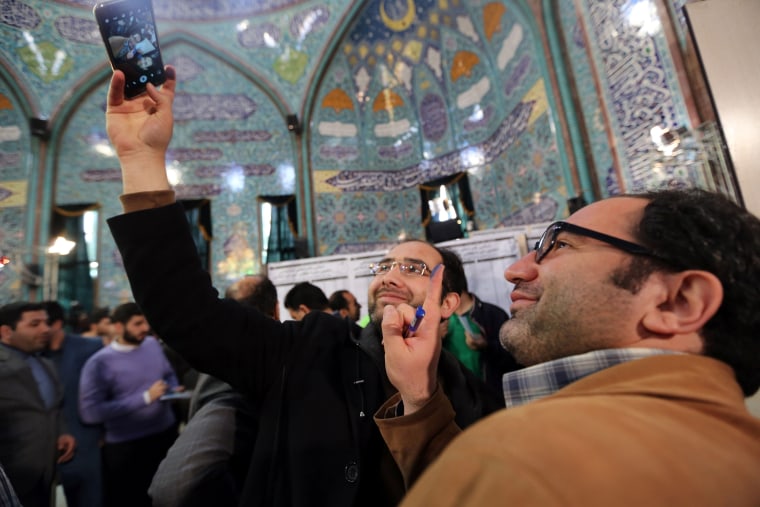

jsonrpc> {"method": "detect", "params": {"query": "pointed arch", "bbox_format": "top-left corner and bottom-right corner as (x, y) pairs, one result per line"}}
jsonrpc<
(0, 55), (43, 301)
(45, 30), (301, 302)
(298, 1), (368, 256)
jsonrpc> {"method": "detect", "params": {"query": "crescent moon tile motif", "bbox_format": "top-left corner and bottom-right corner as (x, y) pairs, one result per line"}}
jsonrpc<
(380, 0), (416, 32)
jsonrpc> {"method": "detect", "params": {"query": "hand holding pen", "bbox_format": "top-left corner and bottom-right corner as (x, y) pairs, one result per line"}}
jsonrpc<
(381, 263), (445, 415)
(403, 305), (426, 338)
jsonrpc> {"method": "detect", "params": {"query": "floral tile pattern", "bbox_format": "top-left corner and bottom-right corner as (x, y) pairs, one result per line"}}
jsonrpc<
(311, 0), (570, 254)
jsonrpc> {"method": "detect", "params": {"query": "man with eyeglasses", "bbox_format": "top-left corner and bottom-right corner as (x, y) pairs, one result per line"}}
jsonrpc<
(377, 188), (760, 505)
(101, 66), (501, 507)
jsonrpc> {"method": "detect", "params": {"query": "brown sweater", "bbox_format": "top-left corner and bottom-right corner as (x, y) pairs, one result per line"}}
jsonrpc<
(376, 354), (760, 506)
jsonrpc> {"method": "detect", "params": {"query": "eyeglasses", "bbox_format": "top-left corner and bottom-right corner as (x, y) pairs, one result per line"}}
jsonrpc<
(534, 221), (661, 264)
(369, 260), (429, 277)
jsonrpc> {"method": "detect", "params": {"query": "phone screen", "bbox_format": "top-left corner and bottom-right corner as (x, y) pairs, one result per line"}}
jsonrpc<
(94, 0), (165, 99)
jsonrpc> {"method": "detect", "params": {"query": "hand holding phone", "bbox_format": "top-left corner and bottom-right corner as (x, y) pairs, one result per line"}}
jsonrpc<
(94, 0), (166, 99)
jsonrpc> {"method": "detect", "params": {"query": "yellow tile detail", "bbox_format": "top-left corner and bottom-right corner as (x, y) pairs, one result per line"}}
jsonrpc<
(0, 180), (28, 208)
(522, 78), (548, 126)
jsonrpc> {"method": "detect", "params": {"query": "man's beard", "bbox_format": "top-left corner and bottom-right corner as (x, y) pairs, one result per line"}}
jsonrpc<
(500, 273), (636, 366)
(367, 299), (381, 325)
(121, 328), (145, 345)
(366, 319), (383, 341)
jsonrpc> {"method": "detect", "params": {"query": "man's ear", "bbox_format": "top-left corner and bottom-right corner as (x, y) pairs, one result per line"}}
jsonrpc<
(0, 324), (11, 343)
(641, 270), (723, 336)
(440, 292), (461, 319)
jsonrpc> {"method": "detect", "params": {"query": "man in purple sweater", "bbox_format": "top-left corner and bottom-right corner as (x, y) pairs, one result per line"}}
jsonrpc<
(79, 302), (180, 507)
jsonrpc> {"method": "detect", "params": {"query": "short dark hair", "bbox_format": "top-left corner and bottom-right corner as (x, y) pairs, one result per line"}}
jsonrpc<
(0, 302), (46, 330)
(43, 301), (65, 324)
(90, 306), (111, 322)
(438, 248), (467, 296)
(111, 302), (144, 325)
(616, 189), (760, 396)
(328, 290), (350, 312)
(234, 275), (278, 319)
(284, 282), (328, 311)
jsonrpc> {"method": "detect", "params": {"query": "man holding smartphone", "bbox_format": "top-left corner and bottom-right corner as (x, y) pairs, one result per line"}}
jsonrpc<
(103, 66), (502, 506)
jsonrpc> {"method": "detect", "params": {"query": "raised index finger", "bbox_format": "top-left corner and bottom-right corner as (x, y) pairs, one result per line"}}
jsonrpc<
(413, 264), (444, 337)
(426, 263), (444, 305)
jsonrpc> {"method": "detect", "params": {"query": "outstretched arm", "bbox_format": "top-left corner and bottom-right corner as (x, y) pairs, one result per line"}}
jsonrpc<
(106, 66), (176, 196)
(106, 65), (300, 398)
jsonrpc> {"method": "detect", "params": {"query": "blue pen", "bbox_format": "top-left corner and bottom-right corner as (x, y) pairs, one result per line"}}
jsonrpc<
(404, 306), (426, 337)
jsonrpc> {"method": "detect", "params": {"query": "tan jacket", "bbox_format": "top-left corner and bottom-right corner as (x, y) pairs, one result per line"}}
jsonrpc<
(376, 355), (760, 506)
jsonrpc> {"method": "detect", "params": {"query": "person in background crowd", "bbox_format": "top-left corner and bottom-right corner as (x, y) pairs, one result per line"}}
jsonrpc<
(43, 301), (104, 507)
(150, 274), (279, 507)
(81, 306), (113, 345)
(284, 281), (330, 320)
(329, 289), (362, 323)
(377, 189), (760, 505)
(0, 302), (76, 507)
(79, 302), (181, 507)
(440, 251), (521, 394)
(159, 335), (199, 427)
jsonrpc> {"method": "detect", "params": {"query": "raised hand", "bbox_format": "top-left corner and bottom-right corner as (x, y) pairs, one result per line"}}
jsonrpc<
(106, 66), (177, 194)
(382, 264), (444, 415)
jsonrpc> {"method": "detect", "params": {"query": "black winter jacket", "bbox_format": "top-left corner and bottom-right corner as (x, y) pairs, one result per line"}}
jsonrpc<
(109, 203), (503, 507)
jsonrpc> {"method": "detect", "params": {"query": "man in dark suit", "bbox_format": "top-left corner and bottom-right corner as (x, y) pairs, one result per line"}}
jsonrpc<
(43, 301), (104, 507)
(0, 302), (76, 507)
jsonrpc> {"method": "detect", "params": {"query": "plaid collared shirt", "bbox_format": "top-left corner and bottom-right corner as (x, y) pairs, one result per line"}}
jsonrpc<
(502, 348), (679, 409)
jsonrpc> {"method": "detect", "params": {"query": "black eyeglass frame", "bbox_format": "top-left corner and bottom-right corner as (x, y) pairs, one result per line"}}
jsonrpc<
(534, 221), (662, 264)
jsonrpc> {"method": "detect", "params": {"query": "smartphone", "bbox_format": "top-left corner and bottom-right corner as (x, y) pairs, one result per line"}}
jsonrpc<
(93, 0), (165, 99)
